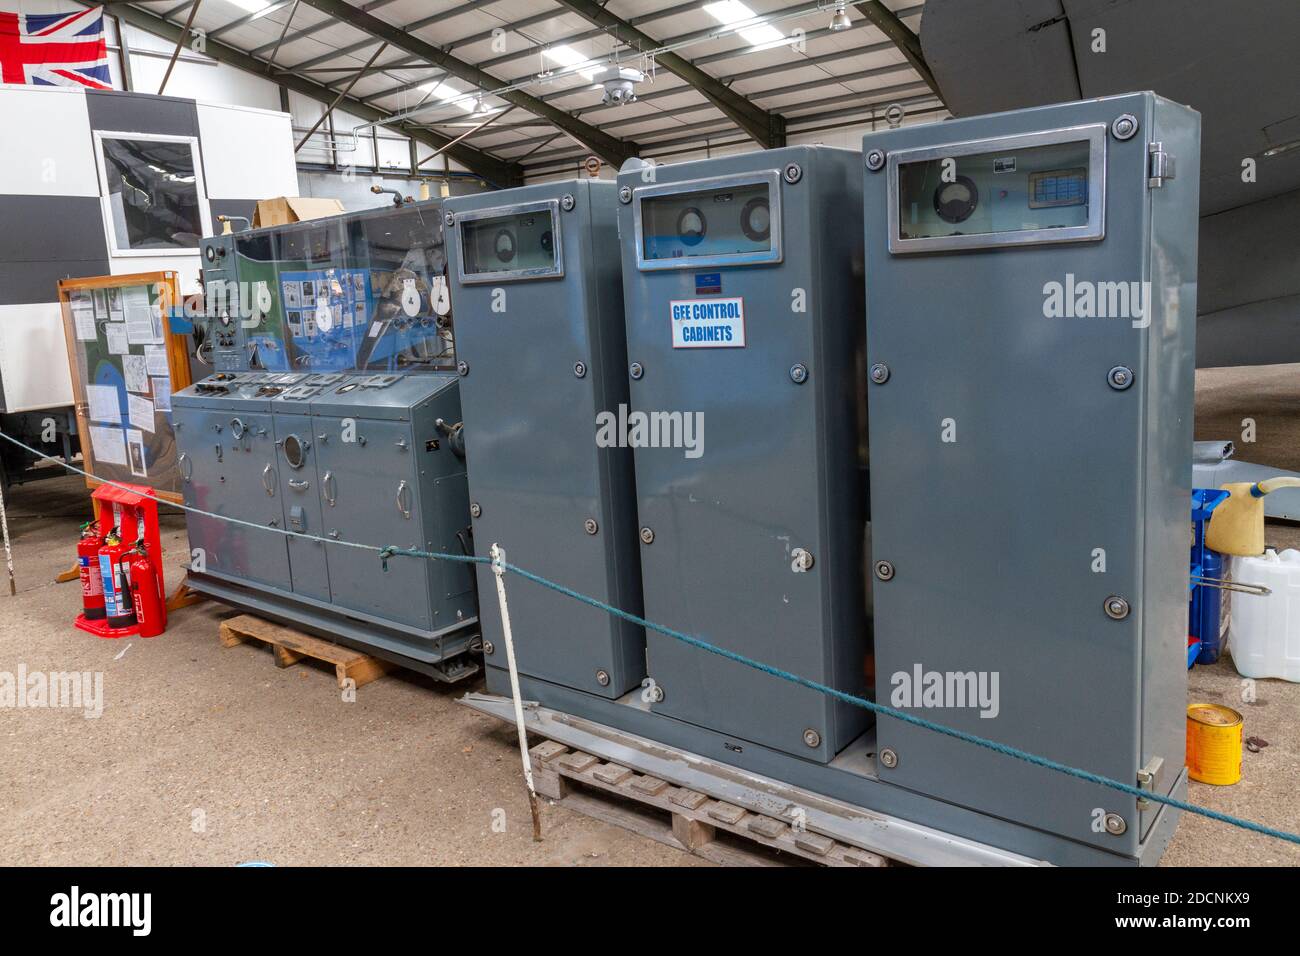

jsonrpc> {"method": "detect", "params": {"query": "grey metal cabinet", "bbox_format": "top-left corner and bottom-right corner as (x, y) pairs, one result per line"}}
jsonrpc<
(615, 147), (869, 762)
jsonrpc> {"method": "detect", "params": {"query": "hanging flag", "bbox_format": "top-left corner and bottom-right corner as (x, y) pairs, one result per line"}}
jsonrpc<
(0, 6), (112, 90)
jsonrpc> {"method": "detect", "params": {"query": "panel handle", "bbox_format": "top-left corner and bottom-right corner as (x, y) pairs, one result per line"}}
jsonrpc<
(323, 470), (336, 507)
(178, 452), (192, 482)
(261, 463), (276, 497)
(396, 479), (411, 519)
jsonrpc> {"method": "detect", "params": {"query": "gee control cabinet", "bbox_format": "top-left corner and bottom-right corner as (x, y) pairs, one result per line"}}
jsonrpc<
(445, 181), (644, 700)
(862, 92), (1200, 857)
(616, 146), (869, 763)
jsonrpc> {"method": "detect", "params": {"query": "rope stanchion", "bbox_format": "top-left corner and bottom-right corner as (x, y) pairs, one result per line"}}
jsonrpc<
(490, 543), (543, 842)
(2, 427), (1298, 849)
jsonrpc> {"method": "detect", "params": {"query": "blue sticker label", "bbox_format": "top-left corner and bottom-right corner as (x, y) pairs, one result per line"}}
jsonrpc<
(694, 272), (722, 295)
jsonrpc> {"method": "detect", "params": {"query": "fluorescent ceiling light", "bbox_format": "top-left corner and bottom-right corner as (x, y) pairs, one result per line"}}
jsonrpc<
(703, 0), (784, 45)
(419, 79), (477, 113)
(543, 44), (598, 81)
(227, 0), (273, 14)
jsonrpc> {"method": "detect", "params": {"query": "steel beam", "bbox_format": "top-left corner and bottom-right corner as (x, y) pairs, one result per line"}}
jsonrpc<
(552, 0), (784, 148)
(295, 0), (637, 166)
(112, 2), (522, 186)
(854, 0), (941, 97)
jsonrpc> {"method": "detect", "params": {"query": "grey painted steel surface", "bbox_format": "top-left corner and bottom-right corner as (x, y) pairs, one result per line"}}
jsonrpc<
(615, 146), (869, 763)
(173, 370), (479, 676)
(862, 92), (1200, 857)
(445, 180), (645, 698)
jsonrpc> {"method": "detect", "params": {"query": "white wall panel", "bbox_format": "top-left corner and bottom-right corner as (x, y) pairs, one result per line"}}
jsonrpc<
(0, 302), (73, 411)
(0, 85), (97, 197)
(197, 102), (298, 200)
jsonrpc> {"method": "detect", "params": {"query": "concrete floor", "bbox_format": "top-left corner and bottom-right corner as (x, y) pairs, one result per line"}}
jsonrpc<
(1, 363), (1297, 866)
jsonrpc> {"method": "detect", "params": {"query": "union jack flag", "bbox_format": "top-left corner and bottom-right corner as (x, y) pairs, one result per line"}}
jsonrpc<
(0, 7), (112, 90)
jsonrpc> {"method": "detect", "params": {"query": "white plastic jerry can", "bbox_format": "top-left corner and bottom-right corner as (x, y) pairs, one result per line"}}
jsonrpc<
(1229, 549), (1300, 682)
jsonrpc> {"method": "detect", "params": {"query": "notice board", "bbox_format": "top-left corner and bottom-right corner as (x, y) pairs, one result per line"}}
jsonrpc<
(58, 272), (192, 502)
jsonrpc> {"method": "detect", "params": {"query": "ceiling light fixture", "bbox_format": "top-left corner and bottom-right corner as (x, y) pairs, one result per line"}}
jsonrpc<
(829, 1), (852, 32)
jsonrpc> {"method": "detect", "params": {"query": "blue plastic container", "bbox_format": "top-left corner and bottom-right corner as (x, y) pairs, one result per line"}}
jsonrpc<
(1189, 489), (1230, 665)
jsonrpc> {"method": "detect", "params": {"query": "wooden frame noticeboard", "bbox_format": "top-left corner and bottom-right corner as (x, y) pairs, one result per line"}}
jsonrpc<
(58, 271), (193, 504)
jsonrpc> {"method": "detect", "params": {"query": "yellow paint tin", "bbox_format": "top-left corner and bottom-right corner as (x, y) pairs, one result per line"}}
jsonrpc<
(1186, 703), (1243, 785)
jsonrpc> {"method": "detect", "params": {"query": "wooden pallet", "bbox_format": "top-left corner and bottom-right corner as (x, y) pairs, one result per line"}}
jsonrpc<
(529, 740), (888, 868)
(219, 614), (392, 692)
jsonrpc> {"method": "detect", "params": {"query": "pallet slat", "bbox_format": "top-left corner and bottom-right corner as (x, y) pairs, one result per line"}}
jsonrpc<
(528, 741), (889, 868)
(218, 614), (393, 691)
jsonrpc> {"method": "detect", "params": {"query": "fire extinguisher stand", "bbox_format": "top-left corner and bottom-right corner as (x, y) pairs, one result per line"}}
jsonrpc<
(74, 482), (164, 639)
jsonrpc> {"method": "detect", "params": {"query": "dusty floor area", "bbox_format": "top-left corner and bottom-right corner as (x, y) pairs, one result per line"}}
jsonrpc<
(1, 363), (1297, 867)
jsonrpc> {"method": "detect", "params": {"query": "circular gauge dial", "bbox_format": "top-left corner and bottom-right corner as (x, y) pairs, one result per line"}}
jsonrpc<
(493, 228), (516, 263)
(740, 197), (771, 242)
(676, 207), (707, 246)
(934, 175), (979, 224)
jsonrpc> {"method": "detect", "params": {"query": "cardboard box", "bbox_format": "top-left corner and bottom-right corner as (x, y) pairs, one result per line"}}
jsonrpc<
(252, 197), (346, 227)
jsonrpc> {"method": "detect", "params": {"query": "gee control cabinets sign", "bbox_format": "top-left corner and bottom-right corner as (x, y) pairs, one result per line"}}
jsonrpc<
(670, 297), (745, 348)
(862, 92), (1200, 858)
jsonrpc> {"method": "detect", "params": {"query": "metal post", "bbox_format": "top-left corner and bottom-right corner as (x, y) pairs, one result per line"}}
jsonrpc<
(416, 106), (515, 169)
(265, 0), (300, 74)
(0, 471), (16, 596)
(489, 543), (543, 842)
(158, 0), (203, 96)
(295, 41), (389, 153)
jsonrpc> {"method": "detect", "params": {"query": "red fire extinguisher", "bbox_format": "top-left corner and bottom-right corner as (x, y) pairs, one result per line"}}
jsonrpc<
(128, 540), (166, 638)
(77, 520), (106, 621)
(97, 529), (137, 631)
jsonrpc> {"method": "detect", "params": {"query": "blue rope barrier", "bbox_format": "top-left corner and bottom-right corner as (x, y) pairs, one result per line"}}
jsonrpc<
(4, 428), (1298, 848)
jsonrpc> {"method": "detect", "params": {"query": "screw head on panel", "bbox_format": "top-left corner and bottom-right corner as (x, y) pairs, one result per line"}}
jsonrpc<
(802, 728), (821, 748)
(647, 683), (664, 702)
(869, 362), (890, 384)
(1104, 812), (1127, 835)
(470, 502), (481, 518)
(783, 162), (803, 184)
(1107, 365), (1134, 390)
(791, 548), (815, 572)
(482, 640), (495, 655)
(879, 748), (899, 768)
(1104, 595), (1131, 620)
(618, 185), (632, 203)
(444, 212), (454, 226)
(789, 363), (808, 384)
(561, 193), (576, 211)
(640, 526), (655, 545)
(596, 669), (610, 687)
(573, 361), (586, 378)
(584, 518), (598, 535)
(865, 148), (886, 172)
(629, 361), (644, 380)
(457, 360), (469, 376)
(1111, 113), (1139, 141)
(874, 560), (895, 581)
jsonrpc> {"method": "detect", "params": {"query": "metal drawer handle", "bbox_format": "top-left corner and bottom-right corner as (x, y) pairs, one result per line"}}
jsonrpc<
(323, 470), (336, 507)
(396, 479), (411, 519)
(178, 452), (192, 482)
(261, 463), (276, 497)
(289, 478), (309, 491)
